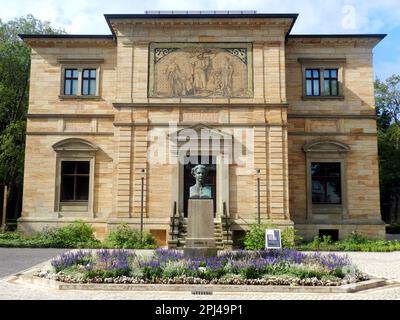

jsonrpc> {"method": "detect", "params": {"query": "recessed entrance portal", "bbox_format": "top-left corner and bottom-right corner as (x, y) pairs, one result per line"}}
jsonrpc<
(183, 155), (216, 217)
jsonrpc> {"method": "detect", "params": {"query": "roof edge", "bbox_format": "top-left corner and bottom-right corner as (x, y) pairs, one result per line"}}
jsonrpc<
(19, 34), (115, 40)
(288, 34), (387, 39)
(104, 13), (299, 20)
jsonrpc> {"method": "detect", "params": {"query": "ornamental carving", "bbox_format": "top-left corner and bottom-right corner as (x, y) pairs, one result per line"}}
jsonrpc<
(149, 43), (253, 98)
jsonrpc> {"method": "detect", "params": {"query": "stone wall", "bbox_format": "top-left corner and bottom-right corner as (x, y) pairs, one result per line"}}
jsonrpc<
(19, 18), (385, 244)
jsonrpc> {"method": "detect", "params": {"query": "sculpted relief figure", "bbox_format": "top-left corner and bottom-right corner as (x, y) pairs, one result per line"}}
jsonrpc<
(220, 57), (234, 96)
(189, 165), (212, 199)
(190, 51), (214, 94)
(165, 59), (188, 96)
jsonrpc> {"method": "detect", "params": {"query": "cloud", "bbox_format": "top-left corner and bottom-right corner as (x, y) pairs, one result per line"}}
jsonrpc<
(0, 0), (399, 35)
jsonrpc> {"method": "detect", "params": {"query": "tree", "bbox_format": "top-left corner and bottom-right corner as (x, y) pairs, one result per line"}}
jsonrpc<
(375, 76), (400, 129)
(0, 15), (65, 221)
(375, 75), (400, 223)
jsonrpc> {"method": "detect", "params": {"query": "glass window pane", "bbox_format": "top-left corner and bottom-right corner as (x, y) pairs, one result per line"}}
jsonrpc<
(313, 70), (319, 78)
(306, 80), (312, 95)
(326, 180), (341, 204)
(312, 179), (325, 203)
(72, 80), (78, 95)
(331, 69), (337, 78)
(311, 162), (341, 204)
(72, 69), (78, 78)
(65, 69), (71, 78)
(325, 163), (341, 176)
(83, 69), (89, 78)
(61, 176), (75, 201)
(313, 80), (320, 95)
(64, 80), (71, 95)
(324, 70), (330, 78)
(311, 163), (322, 176)
(331, 80), (338, 95)
(306, 69), (312, 78)
(90, 69), (96, 78)
(90, 80), (96, 95)
(76, 161), (90, 174)
(324, 80), (330, 95)
(62, 161), (76, 174)
(82, 80), (88, 95)
(75, 176), (89, 201)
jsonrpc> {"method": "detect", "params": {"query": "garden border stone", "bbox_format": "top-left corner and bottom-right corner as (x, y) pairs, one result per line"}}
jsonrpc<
(8, 261), (388, 294)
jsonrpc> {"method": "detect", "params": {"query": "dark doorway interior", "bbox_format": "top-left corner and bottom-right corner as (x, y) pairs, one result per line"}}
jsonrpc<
(319, 229), (339, 242)
(183, 155), (216, 217)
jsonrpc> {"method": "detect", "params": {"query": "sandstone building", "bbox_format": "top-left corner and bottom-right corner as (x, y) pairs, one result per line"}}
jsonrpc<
(19, 13), (386, 246)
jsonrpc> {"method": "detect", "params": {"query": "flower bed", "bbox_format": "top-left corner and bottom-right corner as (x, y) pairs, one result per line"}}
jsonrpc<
(36, 249), (368, 286)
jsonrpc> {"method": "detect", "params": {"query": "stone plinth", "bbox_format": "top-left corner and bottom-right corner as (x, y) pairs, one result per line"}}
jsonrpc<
(184, 199), (217, 258)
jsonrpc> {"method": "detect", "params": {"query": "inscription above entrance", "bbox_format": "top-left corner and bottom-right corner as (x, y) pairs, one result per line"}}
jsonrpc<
(148, 42), (253, 98)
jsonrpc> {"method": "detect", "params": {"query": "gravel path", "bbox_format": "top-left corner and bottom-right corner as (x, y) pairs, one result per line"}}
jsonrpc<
(0, 249), (399, 300)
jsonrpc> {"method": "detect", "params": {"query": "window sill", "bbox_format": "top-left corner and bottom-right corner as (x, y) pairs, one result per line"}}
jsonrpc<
(312, 204), (343, 215)
(60, 202), (88, 212)
(59, 95), (101, 101)
(302, 95), (345, 101)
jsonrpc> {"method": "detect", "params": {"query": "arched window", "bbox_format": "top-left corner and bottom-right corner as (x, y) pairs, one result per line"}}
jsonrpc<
(52, 138), (98, 215)
(302, 140), (350, 220)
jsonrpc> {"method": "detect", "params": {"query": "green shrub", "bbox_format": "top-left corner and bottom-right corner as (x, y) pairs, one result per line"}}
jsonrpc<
(0, 230), (24, 240)
(36, 220), (100, 248)
(243, 223), (301, 250)
(162, 260), (191, 278)
(104, 224), (157, 249)
(342, 232), (368, 245)
(297, 232), (400, 252)
(243, 223), (276, 250)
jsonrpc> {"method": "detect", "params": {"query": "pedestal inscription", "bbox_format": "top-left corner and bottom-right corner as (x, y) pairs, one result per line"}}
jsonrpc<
(185, 199), (217, 258)
(186, 199), (215, 247)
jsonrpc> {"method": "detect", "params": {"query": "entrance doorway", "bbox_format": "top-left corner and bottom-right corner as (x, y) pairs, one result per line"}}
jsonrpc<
(183, 155), (216, 217)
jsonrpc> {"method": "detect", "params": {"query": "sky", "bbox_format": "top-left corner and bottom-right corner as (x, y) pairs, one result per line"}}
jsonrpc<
(0, 0), (399, 80)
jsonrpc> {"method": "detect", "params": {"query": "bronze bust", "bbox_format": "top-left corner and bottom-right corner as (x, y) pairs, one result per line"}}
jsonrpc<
(189, 165), (212, 199)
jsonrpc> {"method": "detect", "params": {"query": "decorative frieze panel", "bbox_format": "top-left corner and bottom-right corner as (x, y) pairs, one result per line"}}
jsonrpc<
(148, 42), (253, 98)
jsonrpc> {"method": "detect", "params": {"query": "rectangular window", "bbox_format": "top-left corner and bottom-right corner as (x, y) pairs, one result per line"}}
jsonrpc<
(82, 69), (97, 96)
(323, 69), (339, 96)
(60, 161), (90, 202)
(305, 69), (320, 96)
(311, 162), (341, 204)
(64, 69), (78, 95)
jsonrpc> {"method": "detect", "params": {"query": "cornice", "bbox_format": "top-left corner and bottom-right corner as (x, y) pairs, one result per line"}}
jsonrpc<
(112, 103), (289, 109)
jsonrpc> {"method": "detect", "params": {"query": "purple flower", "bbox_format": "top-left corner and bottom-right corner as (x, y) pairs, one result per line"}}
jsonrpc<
(154, 249), (183, 261)
(139, 259), (162, 269)
(307, 252), (351, 270)
(95, 249), (134, 271)
(51, 250), (92, 271)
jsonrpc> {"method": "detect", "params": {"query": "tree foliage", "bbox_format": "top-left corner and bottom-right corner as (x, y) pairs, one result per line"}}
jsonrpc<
(375, 75), (400, 223)
(0, 15), (65, 218)
(375, 76), (400, 129)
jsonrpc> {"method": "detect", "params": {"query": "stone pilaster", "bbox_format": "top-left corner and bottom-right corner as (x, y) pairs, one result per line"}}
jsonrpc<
(116, 125), (133, 218)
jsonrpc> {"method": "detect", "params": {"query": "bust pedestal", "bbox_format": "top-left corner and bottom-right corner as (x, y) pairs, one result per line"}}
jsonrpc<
(184, 199), (217, 258)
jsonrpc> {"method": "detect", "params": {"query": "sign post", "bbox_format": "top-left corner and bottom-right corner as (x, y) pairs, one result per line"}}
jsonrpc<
(265, 229), (282, 250)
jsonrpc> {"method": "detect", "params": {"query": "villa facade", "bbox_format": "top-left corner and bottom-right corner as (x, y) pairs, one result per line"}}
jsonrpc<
(19, 13), (386, 246)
